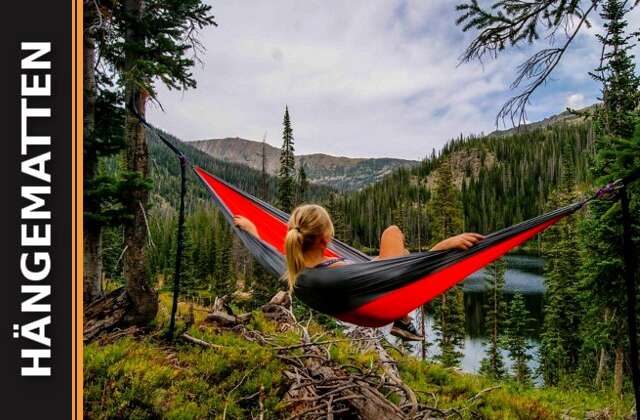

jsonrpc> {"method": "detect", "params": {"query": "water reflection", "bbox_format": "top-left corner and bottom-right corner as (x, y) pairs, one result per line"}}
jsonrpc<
(399, 255), (545, 381)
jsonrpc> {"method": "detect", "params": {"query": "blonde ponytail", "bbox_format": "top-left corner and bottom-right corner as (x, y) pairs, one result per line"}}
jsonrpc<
(284, 204), (334, 291)
(284, 228), (306, 291)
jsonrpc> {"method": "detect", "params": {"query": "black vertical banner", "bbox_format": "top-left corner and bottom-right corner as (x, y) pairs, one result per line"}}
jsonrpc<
(0, 1), (73, 418)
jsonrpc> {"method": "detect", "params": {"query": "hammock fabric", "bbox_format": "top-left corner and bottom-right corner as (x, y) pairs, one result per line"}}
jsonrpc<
(193, 165), (584, 327)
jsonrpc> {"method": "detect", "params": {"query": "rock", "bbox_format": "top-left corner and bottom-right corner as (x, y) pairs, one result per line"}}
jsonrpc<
(269, 290), (291, 307)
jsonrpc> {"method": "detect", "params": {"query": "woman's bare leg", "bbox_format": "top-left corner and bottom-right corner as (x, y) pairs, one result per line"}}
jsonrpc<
(378, 225), (410, 259)
(378, 225), (412, 323)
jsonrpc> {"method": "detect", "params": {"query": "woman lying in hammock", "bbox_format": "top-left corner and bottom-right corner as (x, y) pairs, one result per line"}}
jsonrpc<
(233, 204), (483, 341)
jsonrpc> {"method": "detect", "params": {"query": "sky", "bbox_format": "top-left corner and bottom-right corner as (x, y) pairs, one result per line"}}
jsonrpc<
(147, 1), (640, 160)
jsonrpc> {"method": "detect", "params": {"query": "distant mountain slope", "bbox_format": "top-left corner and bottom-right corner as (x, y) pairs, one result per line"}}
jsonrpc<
(145, 129), (334, 213)
(488, 104), (595, 137)
(189, 137), (419, 191)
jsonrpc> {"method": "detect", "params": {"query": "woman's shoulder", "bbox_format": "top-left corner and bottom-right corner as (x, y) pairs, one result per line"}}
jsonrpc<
(313, 257), (353, 269)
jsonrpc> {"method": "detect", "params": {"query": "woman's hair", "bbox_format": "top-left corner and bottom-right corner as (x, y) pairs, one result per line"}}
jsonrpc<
(284, 204), (334, 291)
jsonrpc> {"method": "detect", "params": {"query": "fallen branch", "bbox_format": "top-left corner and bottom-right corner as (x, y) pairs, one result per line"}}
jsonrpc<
(181, 333), (224, 349)
(222, 368), (256, 420)
(273, 337), (384, 351)
(258, 385), (265, 420)
(467, 385), (502, 404)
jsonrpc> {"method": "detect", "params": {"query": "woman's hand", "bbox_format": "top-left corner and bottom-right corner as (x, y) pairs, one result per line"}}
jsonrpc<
(233, 215), (260, 238)
(430, 233), (484, 251)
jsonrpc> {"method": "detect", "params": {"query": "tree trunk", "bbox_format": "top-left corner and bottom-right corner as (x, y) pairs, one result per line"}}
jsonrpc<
(84, 226), (103, 303)
(122, 0), (158, 325)
(595, 309), (610, 388)
(595, 347), (607, 388)
(82, 1), (102, 304)
(614, 345), (624, 396)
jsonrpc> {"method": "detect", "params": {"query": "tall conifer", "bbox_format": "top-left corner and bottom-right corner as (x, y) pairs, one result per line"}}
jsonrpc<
(278, 106), (296, 212)
(430, 161), (466, 367)
(539, 142), (582, 385)
(579, 0), (640, 394)
(86, 0), (216, 324)
(479, 259), (507, 379)
(296, 164), (308, 205)
(504, 293), (533, 384)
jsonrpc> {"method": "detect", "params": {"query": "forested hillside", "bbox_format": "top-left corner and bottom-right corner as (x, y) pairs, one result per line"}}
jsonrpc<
(336, 122), (595, 251)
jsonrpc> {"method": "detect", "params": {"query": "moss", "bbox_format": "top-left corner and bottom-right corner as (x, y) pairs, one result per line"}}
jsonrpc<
(85, 299), (635, 419)
(396, 353), (634, 419)
(84, 333), (287, 419)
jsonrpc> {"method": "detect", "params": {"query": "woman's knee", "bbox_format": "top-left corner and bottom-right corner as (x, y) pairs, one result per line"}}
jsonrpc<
(382, 225), (403, 239)
(379, 225), (407, 259)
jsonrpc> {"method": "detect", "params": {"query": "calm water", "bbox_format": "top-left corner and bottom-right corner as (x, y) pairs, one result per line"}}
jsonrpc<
(391, 255), (546, 379)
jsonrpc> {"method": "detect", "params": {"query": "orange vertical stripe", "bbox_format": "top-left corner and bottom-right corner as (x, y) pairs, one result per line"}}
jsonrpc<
(72, 0), (84, 418)
(71, 0), (76, 415)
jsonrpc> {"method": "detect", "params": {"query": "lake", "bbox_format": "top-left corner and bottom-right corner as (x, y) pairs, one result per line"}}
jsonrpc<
(397, 255), (546, 380)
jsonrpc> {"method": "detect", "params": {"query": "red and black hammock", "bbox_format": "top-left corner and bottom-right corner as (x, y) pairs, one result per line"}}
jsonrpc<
(193, 165), (584, 327)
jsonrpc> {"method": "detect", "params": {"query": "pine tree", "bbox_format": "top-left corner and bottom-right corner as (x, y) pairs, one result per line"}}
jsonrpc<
(539, 142), (582, 385)
(435, 288), (466, 368)
(504, 293), (533, 384)
(184, 207), (217, 291)
(430, 161), (466, 368)
(391, 204), (408, 233)
(325, 192), (351, 243)
(278, 106), (296, 212)
(83, 87), (128, 303)
(579, 0), (640, 394)
(429, 161), (463, 241)
(83, 2), (131, 304)
(479, 259), (507, 379)
(261, 132), (268, 200)
(88, 0), (216, 324)
(296, 163), (309, 205)
(214, 213), (233, 297)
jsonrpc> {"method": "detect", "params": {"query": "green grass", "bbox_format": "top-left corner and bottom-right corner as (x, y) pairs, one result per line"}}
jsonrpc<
(84, 296), (635, 419)
(395, 352), (634, 419)
(84, 330), (287, 419)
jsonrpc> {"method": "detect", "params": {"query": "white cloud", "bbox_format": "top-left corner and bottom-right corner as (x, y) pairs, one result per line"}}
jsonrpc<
(146, 0), (604, 159)
(565, 93), (586, 109)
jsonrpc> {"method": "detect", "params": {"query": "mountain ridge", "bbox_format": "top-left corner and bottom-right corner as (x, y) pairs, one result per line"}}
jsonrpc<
(189, 137), (419, 191)
(487, 104), (594, 137)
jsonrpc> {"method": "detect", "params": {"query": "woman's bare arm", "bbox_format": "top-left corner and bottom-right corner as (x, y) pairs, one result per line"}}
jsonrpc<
(233, 215), (260, 239)
(430, 233), (484, 251)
